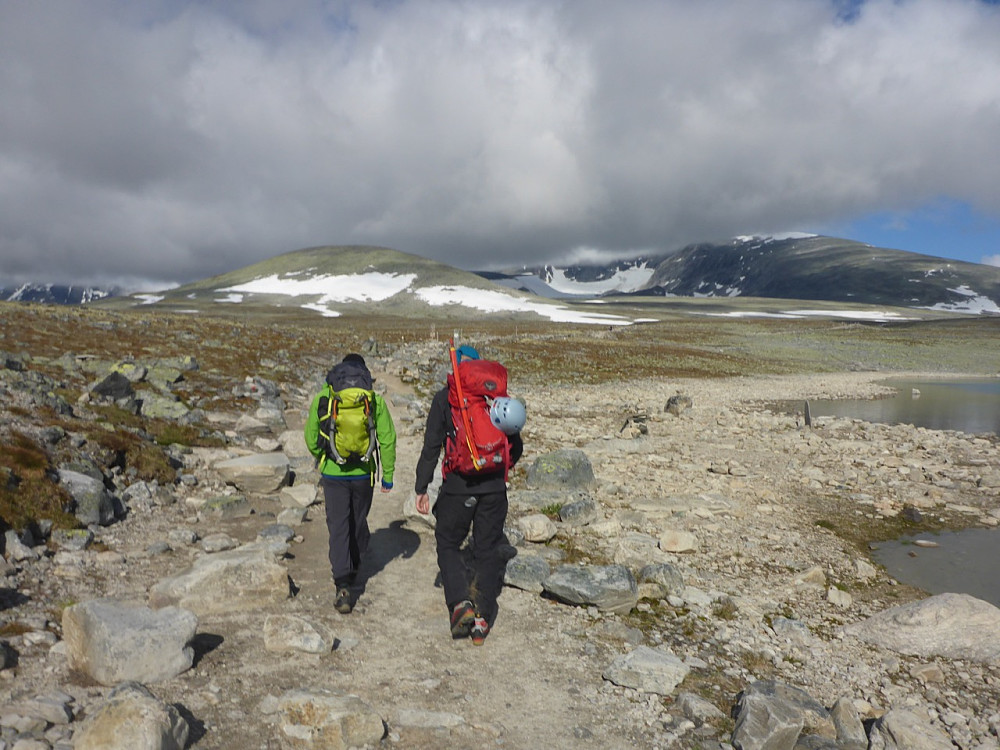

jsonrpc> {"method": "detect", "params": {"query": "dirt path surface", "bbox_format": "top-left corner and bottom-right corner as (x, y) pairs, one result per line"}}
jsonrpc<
(5, 362), (999, 749)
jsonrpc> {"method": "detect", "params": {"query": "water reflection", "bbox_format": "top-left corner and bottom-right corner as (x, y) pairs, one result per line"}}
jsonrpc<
(870, 529), (1000, 608)
(808, 378), (1000, 435)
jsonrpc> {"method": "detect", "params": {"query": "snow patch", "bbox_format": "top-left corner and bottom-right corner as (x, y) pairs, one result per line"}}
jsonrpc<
(135, 294), (164, 305)
(703, 309), (916, 322)
(220, 272), (416, 303)
(416, 285), (634, 325)
(544, 263), (655, 295)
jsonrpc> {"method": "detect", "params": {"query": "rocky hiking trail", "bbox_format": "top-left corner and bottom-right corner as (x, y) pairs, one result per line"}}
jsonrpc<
(4, 338), (1000, 749)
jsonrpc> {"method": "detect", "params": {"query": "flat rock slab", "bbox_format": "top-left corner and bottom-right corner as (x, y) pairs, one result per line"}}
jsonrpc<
(149, 547), (291, 616)
(214, 453), (291, 494)
(844, 592), (1000, 663)
(603, 646), (690, 696)
(277, 689), (385, 749)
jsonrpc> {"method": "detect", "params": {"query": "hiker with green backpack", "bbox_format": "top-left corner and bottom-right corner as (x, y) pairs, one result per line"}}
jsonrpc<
(414, 343), (525, 645)
(305, 353), (396, 614)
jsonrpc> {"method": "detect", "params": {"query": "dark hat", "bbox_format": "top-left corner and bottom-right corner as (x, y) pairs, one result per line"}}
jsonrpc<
(342, 353), (366, 366)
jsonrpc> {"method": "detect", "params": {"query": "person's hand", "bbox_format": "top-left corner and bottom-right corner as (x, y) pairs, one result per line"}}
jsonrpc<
(380, 480), (393, 494)
(415, 493), (430, 515)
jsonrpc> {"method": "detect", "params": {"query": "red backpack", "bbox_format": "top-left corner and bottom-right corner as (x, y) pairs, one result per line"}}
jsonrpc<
(442, 357), (511, 479)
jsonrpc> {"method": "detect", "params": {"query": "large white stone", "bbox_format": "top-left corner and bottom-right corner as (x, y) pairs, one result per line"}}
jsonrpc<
(62, 599), (197, 686)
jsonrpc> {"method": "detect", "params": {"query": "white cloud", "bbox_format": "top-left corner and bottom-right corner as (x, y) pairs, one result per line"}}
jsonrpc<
(1, 0), (1000, 286)
(983, 255), (1000, 267)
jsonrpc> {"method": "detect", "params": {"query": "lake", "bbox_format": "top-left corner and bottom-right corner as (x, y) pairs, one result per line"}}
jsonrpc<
(806, 377), (1000, 436)
(795, 377), (1000, 605)
(870, 529), (1000, 608)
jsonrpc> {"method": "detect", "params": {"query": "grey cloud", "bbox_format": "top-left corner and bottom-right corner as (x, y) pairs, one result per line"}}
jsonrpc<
(1, 0), (999, 288)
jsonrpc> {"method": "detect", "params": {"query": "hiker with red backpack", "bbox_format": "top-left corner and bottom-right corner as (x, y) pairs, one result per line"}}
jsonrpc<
(414, 343), (525, 645)
(305, 353), (396, 614)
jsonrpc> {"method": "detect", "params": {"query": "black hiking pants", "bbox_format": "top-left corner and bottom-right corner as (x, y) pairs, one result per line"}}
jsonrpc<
(434, 488), (508, 626)
(321, 476), (374, 589)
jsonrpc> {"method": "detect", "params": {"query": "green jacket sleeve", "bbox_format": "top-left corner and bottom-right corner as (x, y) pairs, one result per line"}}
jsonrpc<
(304, 391), (324, 461)
(375, 393), (397, 484)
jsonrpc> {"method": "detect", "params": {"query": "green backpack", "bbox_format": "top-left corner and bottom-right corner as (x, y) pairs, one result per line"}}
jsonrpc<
(317, 360), (378, 466)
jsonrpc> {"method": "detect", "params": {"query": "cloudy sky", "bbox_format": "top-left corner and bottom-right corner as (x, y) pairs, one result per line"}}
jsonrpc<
(2, 0), (1000, 290)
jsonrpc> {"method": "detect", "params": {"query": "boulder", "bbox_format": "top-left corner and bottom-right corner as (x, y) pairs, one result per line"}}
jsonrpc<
(214, 453), (291, 494)
(62, 599), (197, 686)
(637, 563), (685, 599)
(558, 496), (599, 526)
(73, 681), (189, 750)
(525, 449), (595, 490)
(603, 646), (690, 696)
(263, 615), (333, 654)
(518, 513), (558, 542)
(149, 547), (291, 616)
(140, 391), (191, 420)
(542, 564), (638, 614)
(867, 708), (953, 750)
(57, 469), (116, 526)
(844, 592), (1000, 662)
(731, 680), (834, 750)
(503, 553), (551, 593)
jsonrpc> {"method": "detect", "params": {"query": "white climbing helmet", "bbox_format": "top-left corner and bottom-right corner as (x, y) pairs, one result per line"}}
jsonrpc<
(489, 397), (526, 435)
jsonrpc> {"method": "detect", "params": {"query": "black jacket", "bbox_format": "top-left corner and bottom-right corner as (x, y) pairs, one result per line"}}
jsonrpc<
(415, 387), (523, 496)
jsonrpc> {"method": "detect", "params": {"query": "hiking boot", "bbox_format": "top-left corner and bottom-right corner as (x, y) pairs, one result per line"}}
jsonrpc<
(470, 616), (490, 646)
(449, 600), (475, 639)
(335, 588), (353, 614)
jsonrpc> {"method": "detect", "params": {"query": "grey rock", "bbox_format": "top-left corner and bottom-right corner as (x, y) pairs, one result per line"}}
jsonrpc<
(276, 689), (385, 748)
(57, 469), (116, 526)
(731, 681), (834, 750)
(504, 553), (551, 593)
(676, 691), (727, 725)
(139, 391), (191, 420)
(277, 507), (308, 526)
(201, 533), (239, 553)
(559, 496), (599, 526)
(603, 645), (690, 695)
(844, 592), (1000, 662)
(867, 708), (953, 750)
(665, 393), (693, 416)
(637, 563), (685, 598)
(214, 453), (291, 494)
(62, 599), (197, 686)
(518, 513), (557, 542)
(91, 371), (134, 400)
(72, 682), (189, 750)
(279, 484), (318, 509)
(829, 697), (867, 749)
(258, 523), (296, 543)
(148, 547), (291, 616)
(263, 615), (333, 654)
(198, 494), (252, 521)
(525, 449), (596, 490)
(542, 564), (638, 614)
(3, 530), (39, 562)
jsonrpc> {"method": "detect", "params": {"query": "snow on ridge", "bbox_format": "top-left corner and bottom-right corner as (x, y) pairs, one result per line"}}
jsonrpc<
(416, 285), (635, 326)
(544, 263), (655, 295)
(733, 232), (817, 243)
(219, 271), (416, 304)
